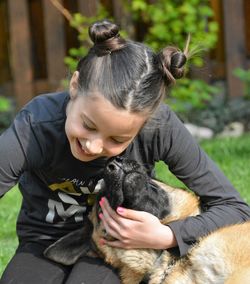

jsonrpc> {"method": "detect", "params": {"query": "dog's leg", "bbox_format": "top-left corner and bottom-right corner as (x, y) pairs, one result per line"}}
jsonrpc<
(44, 219), (94, 265)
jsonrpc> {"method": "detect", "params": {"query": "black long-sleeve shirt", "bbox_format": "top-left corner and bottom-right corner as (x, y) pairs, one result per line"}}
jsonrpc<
(0, 92), (249, 256)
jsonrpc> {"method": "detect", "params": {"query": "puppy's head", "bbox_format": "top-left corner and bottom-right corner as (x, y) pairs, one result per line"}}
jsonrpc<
(102, 156), (149, 209)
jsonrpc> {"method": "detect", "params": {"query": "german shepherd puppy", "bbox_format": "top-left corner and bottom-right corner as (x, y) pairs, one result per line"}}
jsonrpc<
(44, 157), (250, 284)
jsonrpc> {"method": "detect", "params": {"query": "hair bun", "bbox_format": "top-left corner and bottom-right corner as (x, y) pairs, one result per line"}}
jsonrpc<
(156, 47), (187, 85)
(88, 20), (126, 56)
(89, 20), (119, 43)
(170, 51), (187, 78)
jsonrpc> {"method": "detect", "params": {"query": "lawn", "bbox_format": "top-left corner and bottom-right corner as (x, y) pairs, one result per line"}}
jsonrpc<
(0, 186), (21, 277)
(1, 134), (250, 277)
(155, 134), (250, 204)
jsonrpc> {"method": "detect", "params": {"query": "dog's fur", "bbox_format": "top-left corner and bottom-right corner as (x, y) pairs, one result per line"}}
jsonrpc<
(44, 157), (250, 284)
(164, 221), (250, 284)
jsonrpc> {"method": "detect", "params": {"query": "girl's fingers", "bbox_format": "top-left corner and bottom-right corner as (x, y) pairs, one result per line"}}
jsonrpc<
(99, 197), (117, 223)
(116, 206), (149, 222)
(99, 198), (123, 238)
(99, 213), (121, 240)
(101, 197), (148, 223)
(100, 197), (120, 221)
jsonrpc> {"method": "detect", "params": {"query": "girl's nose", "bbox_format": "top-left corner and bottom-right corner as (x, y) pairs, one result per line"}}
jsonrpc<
(86, 139), (103, 154)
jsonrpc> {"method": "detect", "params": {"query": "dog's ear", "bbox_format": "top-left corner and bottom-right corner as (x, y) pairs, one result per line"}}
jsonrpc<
(44, 220), (93, 265)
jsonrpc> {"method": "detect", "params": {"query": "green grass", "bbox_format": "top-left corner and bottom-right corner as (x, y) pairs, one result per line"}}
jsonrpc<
(156, 134), (250, 205)
(1, 134), (250, 276)
(0, 187), (21, 277)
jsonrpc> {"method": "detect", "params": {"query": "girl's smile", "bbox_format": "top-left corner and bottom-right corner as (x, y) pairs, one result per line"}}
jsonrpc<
(76, 138), (97, 157)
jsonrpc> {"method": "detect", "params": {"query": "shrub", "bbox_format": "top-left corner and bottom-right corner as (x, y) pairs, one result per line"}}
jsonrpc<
(233, 67), (250, 98)
(127, 0), (219, 114)
(64, 6), (110, 74)
(0, 96), (13, 134)
(168, 78), (219, 116)
(129, 0), (218, 63)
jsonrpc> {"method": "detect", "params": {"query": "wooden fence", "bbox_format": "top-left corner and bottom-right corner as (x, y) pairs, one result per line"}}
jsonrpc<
(0, 0), (250, 109)
(6, 0), (95, 107)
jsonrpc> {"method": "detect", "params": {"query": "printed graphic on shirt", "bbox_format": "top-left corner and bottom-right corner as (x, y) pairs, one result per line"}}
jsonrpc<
(46, 192), (87, 223)
(49, 181), (79, 195)
(46, 177), (104, 223)
(48, 177), (104, 195)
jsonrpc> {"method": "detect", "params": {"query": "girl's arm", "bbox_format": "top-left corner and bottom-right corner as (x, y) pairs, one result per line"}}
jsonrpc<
(159, 108), (250, 256)
(0, 110), (40, 197)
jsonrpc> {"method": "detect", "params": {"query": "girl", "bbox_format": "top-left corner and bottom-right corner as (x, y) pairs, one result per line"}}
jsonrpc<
(1, 20), (249, 284)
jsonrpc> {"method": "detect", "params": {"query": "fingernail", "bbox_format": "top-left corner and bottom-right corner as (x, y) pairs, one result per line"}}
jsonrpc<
(99, 213), (103, 219)
(99, 197), (104, 206)
(99, 239), (105, 246)
(117, 207), (124, 213)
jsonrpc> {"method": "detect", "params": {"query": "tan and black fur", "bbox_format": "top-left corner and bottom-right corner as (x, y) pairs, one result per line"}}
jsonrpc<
(44, 157), (250, 284)
(164, 220), (250, 284)
(89, 179), (200, 284)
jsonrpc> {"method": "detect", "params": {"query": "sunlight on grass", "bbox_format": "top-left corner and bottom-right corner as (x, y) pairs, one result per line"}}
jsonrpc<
(201, 135), (250, 204)
(155, 134), (250, 205)
(0, 186), (21, 277)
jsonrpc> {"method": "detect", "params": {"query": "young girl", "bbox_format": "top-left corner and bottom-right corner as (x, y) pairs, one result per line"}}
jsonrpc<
(1, 20), (249, 284)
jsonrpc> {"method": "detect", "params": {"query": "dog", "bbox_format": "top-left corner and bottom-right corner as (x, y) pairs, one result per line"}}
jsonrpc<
(44, 157), (250, 284)
(164, 220), (250, 284)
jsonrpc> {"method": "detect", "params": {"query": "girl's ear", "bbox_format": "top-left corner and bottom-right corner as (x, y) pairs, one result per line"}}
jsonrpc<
(69, 71), (80, 99)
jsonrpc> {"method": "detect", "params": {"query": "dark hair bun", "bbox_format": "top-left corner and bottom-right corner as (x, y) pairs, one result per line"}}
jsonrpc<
(89, 20), (126, 56)
(157, 47), (187, 85)
(89, 20), (119, 43)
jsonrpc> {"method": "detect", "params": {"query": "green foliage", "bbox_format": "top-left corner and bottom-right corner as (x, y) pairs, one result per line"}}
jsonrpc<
(0, 96), (13, 134)
(186, 95), (250, 133)
(167, 78), (220, 115)
(233, 67), (250, 98)
(127, 0), (219, 113)
(0, 96), (11, 112)
(129, 0), (218, 64)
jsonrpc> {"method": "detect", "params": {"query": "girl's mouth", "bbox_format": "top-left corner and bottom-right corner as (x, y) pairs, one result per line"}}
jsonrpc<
(76, 139), (96, 157)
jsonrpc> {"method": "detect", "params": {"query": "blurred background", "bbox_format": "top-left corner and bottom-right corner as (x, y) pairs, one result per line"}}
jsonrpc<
(1, 1), (250, 275)
(0, 0), (250, 135)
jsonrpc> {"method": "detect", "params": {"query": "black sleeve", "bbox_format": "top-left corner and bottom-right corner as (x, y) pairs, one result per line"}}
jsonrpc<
(159, 108), (250, 256)
(0, 110), (43, 197)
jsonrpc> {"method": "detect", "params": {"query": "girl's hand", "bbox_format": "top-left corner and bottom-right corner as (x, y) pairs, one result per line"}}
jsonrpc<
(99, 197), (177, 250)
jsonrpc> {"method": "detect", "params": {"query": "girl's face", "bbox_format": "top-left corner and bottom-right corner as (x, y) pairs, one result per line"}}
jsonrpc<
(65, 90), (148, 162)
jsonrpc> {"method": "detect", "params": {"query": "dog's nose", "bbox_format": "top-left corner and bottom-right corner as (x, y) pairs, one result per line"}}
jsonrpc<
(114, 156), (123, 163)
(107, 156), (123, 172)
(107, 162), (119, 172)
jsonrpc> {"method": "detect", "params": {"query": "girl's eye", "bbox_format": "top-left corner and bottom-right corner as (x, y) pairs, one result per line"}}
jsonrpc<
(111, 138), (126, 144)
(83, 122), (95, 131)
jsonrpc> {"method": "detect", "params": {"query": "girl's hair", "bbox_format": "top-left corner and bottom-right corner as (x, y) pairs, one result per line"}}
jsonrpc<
(76, 19), (189, 115)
